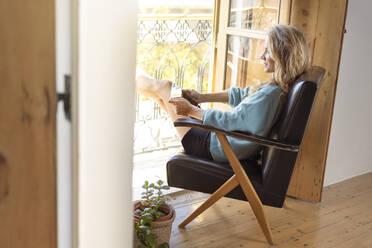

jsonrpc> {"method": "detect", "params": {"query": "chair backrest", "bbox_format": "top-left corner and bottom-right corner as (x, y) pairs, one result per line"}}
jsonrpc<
(261, 66), (325, 197)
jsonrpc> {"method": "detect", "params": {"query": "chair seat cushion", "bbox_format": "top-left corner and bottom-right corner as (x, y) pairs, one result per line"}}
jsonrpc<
(167, 153), (285, 207)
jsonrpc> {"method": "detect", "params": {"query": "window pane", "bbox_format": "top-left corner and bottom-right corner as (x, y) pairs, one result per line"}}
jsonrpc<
(136, 3), (214, 154)
(229, 0), (279, 31)
(224, 35), (271, 89)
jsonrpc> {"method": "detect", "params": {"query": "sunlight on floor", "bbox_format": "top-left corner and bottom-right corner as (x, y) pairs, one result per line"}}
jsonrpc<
(132, 147), (184, 200)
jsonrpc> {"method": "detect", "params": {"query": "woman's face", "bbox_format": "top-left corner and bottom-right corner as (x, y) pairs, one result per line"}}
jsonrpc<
(260, 39), (275, 73)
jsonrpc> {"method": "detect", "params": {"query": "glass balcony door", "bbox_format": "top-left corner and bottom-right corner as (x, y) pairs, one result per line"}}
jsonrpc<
(215, 0), (281, 91)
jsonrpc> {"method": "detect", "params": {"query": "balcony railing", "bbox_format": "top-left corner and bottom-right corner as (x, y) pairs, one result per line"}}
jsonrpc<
(135, 14), (213, 154)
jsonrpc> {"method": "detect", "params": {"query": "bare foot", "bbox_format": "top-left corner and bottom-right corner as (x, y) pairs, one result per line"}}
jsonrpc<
(136, 74), (172, 101)
(135, 70), (192, 139)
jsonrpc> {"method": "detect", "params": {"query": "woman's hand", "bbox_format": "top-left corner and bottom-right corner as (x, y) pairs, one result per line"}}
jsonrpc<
(169, 97), (204, 120)
(182, 89), (202, 104)
(169, 97), (193, 116)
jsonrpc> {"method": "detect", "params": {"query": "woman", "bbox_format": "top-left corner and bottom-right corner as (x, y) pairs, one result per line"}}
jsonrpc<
(136, 24), (309, 162)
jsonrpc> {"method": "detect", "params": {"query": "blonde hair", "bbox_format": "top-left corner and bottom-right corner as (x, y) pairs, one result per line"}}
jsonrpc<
(250, 24), (310, 97)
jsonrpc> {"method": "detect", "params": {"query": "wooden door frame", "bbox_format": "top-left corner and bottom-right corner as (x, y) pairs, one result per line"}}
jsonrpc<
(71, 0), (79, 246)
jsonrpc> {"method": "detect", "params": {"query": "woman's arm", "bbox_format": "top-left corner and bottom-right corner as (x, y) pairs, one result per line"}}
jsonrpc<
(200, 91), (229, 103)
(182, 89), (229, 104)
(202, 86), (282, 133)
(169, 97), (204, 120)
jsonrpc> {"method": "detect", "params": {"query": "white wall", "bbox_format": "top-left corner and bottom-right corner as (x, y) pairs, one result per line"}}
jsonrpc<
(324, 0), (372, 186)
(56, 0), (72, 247)
(76, 0), (137, 247)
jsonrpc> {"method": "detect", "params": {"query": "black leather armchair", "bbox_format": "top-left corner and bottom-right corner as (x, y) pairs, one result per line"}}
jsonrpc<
(166, 66), (325, 245)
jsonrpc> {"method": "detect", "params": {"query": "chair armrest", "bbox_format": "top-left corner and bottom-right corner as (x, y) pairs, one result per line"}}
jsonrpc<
(174, 118), (299, 152)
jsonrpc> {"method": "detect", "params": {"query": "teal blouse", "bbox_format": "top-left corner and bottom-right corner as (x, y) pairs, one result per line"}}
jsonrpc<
(202, 85), (282, 162)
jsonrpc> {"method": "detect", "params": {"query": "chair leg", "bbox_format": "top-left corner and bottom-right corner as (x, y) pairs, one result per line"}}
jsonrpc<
(283, 200), (288, 209)
(178, 175), (239, 228)
(217, 134), (274, 245)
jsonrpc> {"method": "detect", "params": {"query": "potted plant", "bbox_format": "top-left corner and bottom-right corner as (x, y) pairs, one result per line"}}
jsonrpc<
(133, 180), (175, 248)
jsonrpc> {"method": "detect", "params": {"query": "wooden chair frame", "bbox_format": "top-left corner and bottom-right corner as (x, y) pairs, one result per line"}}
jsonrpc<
(171, 67), (325, 245)
(173, 119), (302, 245)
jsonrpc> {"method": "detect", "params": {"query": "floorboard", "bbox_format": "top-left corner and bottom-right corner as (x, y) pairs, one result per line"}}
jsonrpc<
(167, 172), (372, 247)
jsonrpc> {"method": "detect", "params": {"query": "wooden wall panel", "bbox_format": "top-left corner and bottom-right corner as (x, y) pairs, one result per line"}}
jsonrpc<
(278, 0), (292, 24)
(0, 0), (57, 247)
(289, 0), (319, 64)
(287, 0), (348, 202)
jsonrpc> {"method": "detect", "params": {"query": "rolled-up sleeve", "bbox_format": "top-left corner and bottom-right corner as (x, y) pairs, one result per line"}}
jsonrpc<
(228, 86), (250, 107)
(203, 89), (280, 134)
(202, 85), (282, 162)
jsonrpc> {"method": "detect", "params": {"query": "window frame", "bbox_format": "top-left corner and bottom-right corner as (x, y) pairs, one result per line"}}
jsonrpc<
(211, 0), (292, 92)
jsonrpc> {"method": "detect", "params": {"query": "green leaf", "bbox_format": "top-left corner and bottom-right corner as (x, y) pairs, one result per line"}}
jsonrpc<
(154, 211), (165, 219)
(157, 180), (164, 186)
(141, 212), (153, 217)
(140, 219), (151, 226)
(158, 211), (166, 217)
(138, 225), (150, 232)
(157, 242), (169, 248)
(134, 209), (142, 216)
(141, 213), (154, 222)
(154, 212), (161, 219)
(136, 232), (146, 245)
(136, 244), (147, 248)
(146, 233), (157, 246)
(142, 181), (149, 189)
(134, 222), (141, 232)
(143, 207), (154, 213)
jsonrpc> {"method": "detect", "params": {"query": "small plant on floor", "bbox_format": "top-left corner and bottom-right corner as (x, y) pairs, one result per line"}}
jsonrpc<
(134, 180), (170, 248)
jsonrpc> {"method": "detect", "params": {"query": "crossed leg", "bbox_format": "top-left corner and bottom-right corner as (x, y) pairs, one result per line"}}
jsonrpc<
(136, 73), (191, 139)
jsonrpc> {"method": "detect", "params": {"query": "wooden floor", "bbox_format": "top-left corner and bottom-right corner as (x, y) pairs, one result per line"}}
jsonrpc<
(167, 172), (372, 248)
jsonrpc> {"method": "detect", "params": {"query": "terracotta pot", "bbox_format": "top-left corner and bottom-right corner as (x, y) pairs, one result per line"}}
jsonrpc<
(133, 201), (176, 247)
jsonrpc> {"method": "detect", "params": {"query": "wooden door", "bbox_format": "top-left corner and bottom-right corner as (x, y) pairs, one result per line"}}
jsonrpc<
(286, 0), (348, 202)
(0, 1), (57, 247)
